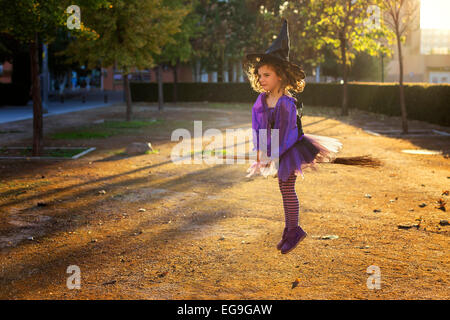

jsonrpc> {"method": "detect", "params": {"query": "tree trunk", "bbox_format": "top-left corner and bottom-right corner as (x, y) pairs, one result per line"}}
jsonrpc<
(157, 64), (164, 111)
(173, 61), (178, 105)
(340, 38), (349, 116)
(396, 33), (408, 133)
(30, 32), (43, 156)
(217, 47), (224, 83)
(227, 58), (233, 82)
(192, 60), (198, 82)
(342, 64), (349, 115)
(123, 73), (132, 121)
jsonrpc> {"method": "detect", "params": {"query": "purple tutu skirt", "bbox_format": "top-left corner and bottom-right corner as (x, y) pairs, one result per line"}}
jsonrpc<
(277, 133), (343, 182)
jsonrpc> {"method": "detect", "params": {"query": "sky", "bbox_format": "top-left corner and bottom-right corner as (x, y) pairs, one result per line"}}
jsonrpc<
(420, 0), (450, 29)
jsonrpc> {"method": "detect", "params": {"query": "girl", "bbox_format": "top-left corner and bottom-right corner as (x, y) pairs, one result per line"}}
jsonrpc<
(243, 19), (343, 254)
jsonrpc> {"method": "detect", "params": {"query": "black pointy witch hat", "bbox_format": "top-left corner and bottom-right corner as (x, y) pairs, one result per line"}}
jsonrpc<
(244, 18), (305, 79)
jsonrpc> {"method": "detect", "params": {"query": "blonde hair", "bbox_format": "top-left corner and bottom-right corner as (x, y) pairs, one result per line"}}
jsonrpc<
(243, 57), (306, 97)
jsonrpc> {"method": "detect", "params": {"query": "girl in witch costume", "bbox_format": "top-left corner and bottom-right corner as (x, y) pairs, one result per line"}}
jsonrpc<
(243, 19), (344, 254)
(244, 20), (380, 254)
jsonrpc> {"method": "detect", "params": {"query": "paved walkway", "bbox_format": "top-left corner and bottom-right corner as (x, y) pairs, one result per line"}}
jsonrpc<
(0, 91), (124, 124)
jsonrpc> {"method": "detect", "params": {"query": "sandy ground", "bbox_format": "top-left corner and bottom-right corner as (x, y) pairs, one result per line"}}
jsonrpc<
(0, 101), (449, 300)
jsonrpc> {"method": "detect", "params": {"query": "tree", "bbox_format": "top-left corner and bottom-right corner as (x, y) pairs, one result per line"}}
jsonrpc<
(0, 0), (106, 155)
(348, 51), (387, 81)
(196, 0), (232, 83)
(317, 0), (394, 115)
(320, 46), (342, 80)
(224, 0), (260, 82)
(242, 0), (282, 67)
(49, 29), (78, 95)
(64, 0), (189, 119)
(382, 0), (420, 133)
(151, 0), (199, 107)
(282, 0), (330, 77)
(190, 0), (258, 83)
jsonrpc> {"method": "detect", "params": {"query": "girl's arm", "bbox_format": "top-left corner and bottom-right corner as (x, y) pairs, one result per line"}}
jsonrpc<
(250, 94), (271, 164)
(251, 104), (265, 162)
(272, 98), (299, 160)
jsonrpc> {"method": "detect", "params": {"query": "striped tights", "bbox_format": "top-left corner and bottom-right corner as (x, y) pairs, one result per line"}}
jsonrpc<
(278, 171), (299, 230)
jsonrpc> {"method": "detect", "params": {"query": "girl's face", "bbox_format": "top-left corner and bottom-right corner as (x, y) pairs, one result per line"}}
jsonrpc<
(257, 64), (282, 94)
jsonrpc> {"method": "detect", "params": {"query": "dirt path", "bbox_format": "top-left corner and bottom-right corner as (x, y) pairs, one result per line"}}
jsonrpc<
(0, 102), (449, 299)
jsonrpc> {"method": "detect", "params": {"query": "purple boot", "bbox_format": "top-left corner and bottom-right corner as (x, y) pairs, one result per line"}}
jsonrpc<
(276, 227), (288, 250)
(281, 226), (307, 254)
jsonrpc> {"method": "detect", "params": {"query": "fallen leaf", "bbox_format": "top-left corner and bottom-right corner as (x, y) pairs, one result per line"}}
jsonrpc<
(292, 278), (300, 289)
(436, 198), (446, 211)
(158, 271), (169, 278)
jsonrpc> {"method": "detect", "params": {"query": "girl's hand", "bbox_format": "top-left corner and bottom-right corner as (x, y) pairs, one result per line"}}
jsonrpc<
(257, 150), (262, 162)
(246, 159), (276, 178)
(259, 159), (276, 177)
(246, 160), (261, 177)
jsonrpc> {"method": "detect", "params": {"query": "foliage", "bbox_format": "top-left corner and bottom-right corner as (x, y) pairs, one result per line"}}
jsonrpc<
(63, 0), (189, 73)
(317, 0), (395, 65)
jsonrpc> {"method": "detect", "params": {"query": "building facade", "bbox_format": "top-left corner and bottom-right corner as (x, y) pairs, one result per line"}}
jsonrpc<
(0, 61), (12, 84)
(385, 0), (450, 83)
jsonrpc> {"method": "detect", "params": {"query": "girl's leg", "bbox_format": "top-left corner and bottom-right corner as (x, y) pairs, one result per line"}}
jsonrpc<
(278, 177), (289, 227)
(278, 171), (299, 230)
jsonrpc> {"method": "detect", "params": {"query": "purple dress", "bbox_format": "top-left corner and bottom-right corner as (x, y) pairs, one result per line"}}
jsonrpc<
(248, 92), (343, 182)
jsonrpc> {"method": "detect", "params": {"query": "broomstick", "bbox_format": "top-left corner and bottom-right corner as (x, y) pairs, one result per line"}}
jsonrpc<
(293, 96), (383, 168)
(331, 154), (382, 167)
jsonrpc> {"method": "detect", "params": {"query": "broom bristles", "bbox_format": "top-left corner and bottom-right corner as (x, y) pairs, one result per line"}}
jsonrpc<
(331, 154), (382, 167)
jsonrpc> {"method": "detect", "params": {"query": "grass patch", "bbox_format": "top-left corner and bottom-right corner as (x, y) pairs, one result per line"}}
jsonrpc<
(189, 149), (227, 156)
(17, 147), (87, 157)
(50, 119), (165, 140)
(145, 149), (160, 154)
(101, 119), (164, 128)
(51, 131), (115, 139)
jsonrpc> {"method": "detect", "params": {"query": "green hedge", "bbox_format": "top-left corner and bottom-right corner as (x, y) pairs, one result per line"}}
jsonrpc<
(131, 82), (450, 126)
(131, 82), (258, 103)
